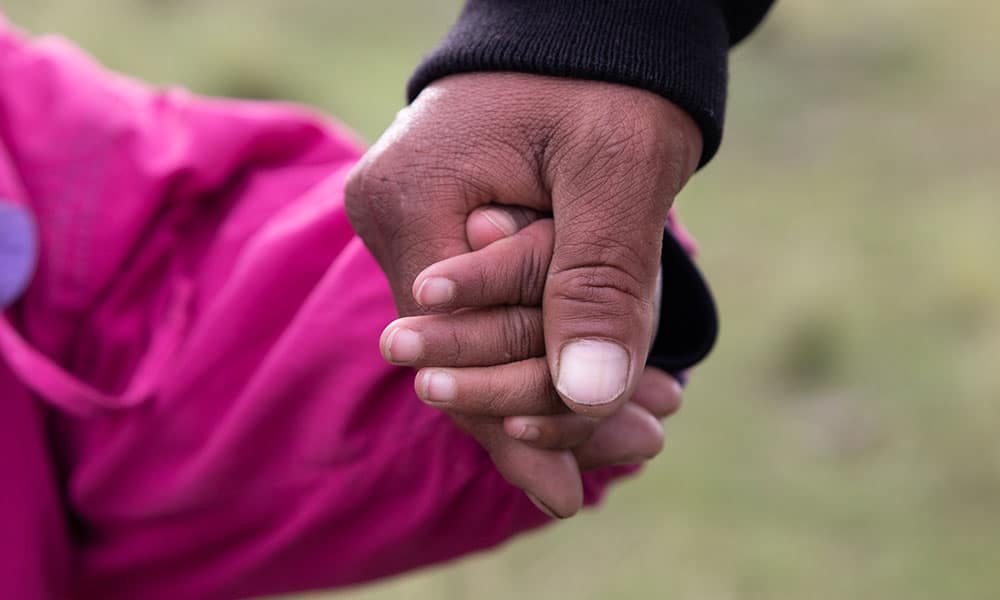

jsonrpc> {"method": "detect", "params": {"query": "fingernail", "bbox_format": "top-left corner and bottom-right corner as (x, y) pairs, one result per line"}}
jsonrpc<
(525, 492), (559, 519)
(415, 277), (455, 307)
(481, 209), (518, 236)
(514, 423), (541, 442)
(383, 327), (422, 363)
(556, 339), (629, 406)
(420, 370), (457, 404)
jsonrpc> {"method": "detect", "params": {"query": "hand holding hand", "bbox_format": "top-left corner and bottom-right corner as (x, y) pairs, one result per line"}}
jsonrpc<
(347, 72), (703, 516)
(380, 206), (684, 517)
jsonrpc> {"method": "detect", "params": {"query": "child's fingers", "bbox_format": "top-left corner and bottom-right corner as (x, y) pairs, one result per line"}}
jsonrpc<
(573, 402), (665, 470)
(453, 414), (584, 519)
(412, 219), (554, 310)
(631, 367), (684, 419)
(380, 306), (543, 367)
(569, 369), (679, 468)
(466, 205), (544, 250)
(415, 358), (566, 416)
(503, 413), (599, 450)
(499, 368), (682, 452)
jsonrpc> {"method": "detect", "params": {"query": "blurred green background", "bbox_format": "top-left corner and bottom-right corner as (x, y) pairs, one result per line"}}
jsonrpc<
(6, 1), (998, 598)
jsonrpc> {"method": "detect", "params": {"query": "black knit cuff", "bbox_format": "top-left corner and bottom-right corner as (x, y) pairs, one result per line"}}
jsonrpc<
(647, 228), (718, 373)
(407, 0), (731, 167)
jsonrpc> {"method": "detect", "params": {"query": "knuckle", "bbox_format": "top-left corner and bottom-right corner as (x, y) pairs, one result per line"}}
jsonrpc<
(549, 262), (654, 316)
(519, 308), (545, 357)
(473, 369), (512, 415)
(479, 393), (506, 417)
(343, 164), (372, 225)
(345, 153), (469, 234)
(445, 325), (466, 366)
(343, 161), (401, 233)
(499, 308), (536, 362)
(514, 359), (562, 414)
(517, 241), (549, 304)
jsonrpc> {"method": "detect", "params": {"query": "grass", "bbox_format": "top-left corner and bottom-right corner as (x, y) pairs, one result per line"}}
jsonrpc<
(6, 1), (999, 598)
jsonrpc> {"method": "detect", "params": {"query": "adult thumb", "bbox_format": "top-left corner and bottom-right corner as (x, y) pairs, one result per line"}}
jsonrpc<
(543, 96), (702, 417)
(545, 201), (666, 417)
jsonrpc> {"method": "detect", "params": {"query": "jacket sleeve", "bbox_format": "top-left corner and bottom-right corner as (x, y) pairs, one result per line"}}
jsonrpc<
(407, 0), (775, 167)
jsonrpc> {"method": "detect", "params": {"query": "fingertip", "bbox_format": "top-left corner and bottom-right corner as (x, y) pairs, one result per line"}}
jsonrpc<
(504, 417), (541, 442)
(665, 377), (684, 416)
(378, 323), (397, 362)
(413, 276), (456, 308)
(378, 322), (396, 359)
(574, 403), (665, 470)
(415, 369), (458, 405)
(380, 322), (424, 364)
(466, 205), (545, 250)
(635, 406), (666, 458)
(467, 207), (516, 250)
(670, 375), (684, 397)
(634, 368), (684, 419)
(526, 491), (565, 520)
(493, 443), (582, 519)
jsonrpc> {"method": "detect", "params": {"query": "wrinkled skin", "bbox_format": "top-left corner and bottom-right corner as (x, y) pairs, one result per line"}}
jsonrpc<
(346, 72), (703, 517)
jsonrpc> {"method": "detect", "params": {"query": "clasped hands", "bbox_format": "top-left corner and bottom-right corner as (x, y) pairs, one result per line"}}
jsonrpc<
(346, 72), (703, 518)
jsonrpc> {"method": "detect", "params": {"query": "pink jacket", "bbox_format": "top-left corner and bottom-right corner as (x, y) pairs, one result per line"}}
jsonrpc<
(0, 16), (661, 599)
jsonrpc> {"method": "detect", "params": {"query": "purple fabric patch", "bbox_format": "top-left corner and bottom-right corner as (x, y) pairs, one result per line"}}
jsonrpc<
(0, 200), (36, 308)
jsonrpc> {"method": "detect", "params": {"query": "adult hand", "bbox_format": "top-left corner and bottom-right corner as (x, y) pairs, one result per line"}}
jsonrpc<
(346, 72), (702, 415)
(346, 73), (703, 515)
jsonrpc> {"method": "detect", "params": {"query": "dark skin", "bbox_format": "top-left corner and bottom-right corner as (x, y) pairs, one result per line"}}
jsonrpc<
(346, 72), (702, 517)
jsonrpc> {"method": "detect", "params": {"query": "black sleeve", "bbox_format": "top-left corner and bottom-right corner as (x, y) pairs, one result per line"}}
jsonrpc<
(407, 0), (775, 167)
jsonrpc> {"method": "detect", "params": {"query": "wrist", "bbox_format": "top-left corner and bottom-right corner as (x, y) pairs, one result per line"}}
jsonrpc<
(408, 0), (730, 166)
(421, 72), (703, 195)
